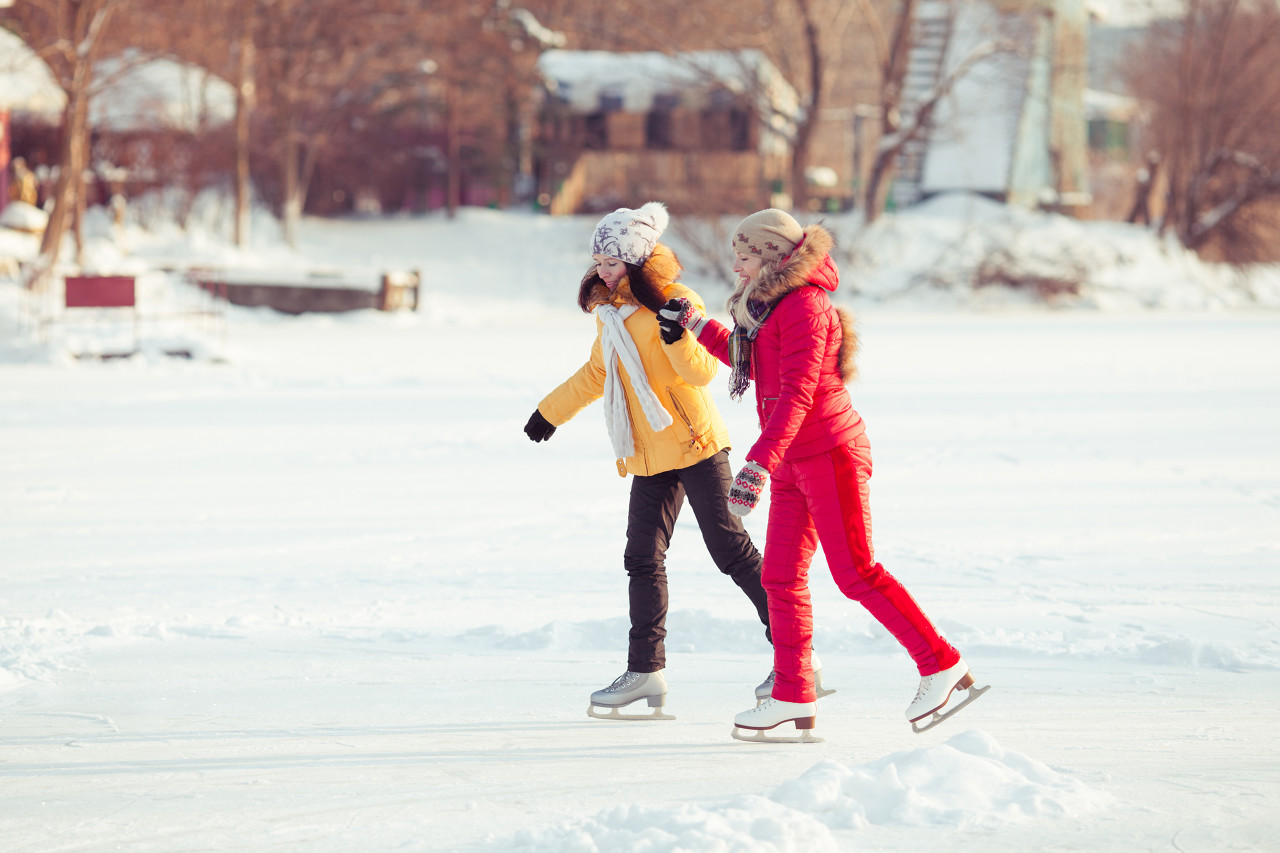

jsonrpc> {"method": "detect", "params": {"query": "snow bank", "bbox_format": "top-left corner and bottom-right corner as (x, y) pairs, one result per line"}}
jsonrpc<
(512, 731), (1110, 850)
(0, 200), (48, 234)
(839, 193), (1278, 310)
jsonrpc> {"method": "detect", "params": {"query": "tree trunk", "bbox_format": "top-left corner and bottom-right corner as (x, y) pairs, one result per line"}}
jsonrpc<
(234, 26), (254, 247)
(863, 144), (896, 223)
(283, 127), (300, 248)
(40, 64), (92, 271)
(864, 0), (918, 223)
(36, 0), (119, 279)
(445, 78), (459, 218)
(73, 121), (88, 263)
(788, 0), (824, 212)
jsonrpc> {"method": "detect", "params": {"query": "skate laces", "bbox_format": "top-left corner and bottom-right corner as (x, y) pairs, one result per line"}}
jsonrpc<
(605, 671), (642, 692)
(913, 674), (936, 702)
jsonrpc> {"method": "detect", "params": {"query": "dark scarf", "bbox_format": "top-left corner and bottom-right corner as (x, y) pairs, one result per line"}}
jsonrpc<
(728, 300), (776, 401)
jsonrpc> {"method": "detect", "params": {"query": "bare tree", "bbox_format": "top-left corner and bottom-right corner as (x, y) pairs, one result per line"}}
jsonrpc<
(1, 0), (129, 277)
(425, 2), (553, 216)
(1126, 0), (1280, 262)
(247, 0), (414, 246)
(105, 0), (254, 244)
(859, 0), (1013, 222)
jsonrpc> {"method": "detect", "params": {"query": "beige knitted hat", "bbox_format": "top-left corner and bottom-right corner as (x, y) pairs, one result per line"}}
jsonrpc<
(731, 208), (804, 262)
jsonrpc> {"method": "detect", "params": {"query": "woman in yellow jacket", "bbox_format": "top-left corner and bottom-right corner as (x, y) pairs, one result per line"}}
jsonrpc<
(525, 202), (771, 719)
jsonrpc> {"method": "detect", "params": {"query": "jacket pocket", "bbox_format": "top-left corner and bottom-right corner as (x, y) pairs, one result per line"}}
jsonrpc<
(667, 386), (707, 452)
(759, 396), (779, 429)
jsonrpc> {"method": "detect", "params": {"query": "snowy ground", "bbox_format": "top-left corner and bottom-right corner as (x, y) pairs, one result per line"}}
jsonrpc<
(1, 204), (1278, 851)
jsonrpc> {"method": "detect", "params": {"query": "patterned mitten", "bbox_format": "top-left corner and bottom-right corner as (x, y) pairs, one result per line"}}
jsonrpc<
(659, 298), (707, 339)
(728, 460), (769, 517)
(524, 409), (556, 442)
(657, 315), (685, 345)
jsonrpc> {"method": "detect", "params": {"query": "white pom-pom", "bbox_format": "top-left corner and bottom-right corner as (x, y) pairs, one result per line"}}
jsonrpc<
(638, 201), (669, 234)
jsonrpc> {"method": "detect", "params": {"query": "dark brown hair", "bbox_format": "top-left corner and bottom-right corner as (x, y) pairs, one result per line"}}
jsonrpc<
(576, 261), (669, 314)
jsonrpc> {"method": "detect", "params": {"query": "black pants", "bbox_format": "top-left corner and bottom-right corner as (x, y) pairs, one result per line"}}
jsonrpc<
(624, 449), (771, 672)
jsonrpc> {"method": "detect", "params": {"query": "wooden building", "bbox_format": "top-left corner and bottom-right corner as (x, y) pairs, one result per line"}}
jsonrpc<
(533, 50), (800, 215)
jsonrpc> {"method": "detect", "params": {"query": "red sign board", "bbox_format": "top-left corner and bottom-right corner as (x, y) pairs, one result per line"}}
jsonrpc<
(1, 109), (9, 211)
(65, 276), (136, 308)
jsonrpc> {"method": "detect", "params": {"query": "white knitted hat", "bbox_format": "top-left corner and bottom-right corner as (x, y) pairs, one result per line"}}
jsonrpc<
(591, 201), (669, 265)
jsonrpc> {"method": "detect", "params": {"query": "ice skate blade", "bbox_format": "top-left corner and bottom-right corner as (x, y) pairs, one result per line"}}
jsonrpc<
(587, 704), (675, 721)
(731, 726), (823, 744)
(910, 683), (990, 734)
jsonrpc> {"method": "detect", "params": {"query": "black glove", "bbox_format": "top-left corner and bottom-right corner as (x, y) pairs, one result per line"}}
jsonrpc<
(524, 409), (556, 442)
(657, 315), (685, 345)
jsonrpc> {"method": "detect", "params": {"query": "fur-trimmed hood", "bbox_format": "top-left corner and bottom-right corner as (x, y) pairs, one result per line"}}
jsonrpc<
(729, 223), (858, 384)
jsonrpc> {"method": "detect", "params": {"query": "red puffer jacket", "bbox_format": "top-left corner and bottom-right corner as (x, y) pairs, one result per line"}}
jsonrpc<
(697, 224), (863, 472)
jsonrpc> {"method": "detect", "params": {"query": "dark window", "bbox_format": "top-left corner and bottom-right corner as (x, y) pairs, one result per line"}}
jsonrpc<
(703, 89), (753, 151)
(728, 108), (751, 151)
(583, 112), (608, 150)
(708, 88), (736, 112)
(653, 93), (680, 112)
(646, 93), (679, 150)
(646, 112), (673, 149)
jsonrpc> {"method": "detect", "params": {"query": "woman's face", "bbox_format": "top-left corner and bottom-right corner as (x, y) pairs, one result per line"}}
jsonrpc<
(733, 253), (764, 288)
(593, 254), (626, 289)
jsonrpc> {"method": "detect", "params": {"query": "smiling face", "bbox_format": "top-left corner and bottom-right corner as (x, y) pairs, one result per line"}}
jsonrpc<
(732, 253), (765, 288)
(593, 254), (627, 289)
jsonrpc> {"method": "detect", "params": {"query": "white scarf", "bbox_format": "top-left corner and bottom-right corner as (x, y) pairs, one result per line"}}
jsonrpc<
(596, 303), (673, 461)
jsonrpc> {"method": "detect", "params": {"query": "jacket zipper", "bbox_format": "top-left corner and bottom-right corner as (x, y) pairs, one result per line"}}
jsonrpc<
(667, 386), (705, 451)
(619, 389), (643, 476)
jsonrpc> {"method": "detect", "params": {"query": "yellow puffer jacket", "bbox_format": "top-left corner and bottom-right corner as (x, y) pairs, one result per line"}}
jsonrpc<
(538, 246), (730, 477)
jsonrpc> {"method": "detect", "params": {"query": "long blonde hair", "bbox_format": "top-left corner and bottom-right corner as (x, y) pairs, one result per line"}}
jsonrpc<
(726, 259), (781, 332)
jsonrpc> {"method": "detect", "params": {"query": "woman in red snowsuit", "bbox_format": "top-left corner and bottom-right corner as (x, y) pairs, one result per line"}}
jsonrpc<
(660, 209), (981, 737)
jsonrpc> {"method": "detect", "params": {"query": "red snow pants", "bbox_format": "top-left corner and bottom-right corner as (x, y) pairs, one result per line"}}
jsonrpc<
(762, 435), (960, 703)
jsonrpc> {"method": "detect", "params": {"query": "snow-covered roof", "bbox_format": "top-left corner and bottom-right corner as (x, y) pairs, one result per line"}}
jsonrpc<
(536, 49), (799, 121)
(0, 32), (234, 131)
(0, 27), (66, 114)
(91, 51), (235, 132)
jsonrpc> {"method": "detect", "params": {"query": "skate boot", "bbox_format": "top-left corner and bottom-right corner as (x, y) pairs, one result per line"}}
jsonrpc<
(587, 670), (674, 721)
(905, 658), (990, 733)
(754, 651), (836, 704)
(732, 697), (821, 743)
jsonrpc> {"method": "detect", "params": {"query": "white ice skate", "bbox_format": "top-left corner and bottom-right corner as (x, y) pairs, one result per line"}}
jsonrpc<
(731, 697), (822, 744)
(906, 658), (989, 733)
(587, 670), (675, 721)
(754, 651), (836, 705)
